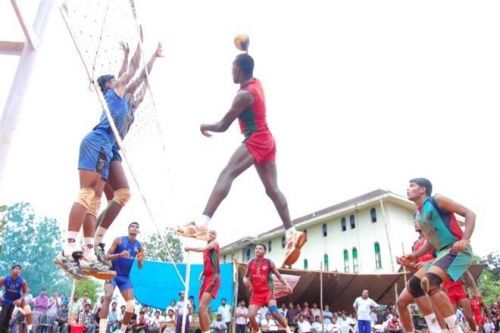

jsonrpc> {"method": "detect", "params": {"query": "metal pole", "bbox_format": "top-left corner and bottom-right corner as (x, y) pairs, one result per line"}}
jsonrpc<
(181, 252), (191, 333)
(379, 198), (395, 272)
(0, 0), (56, 190)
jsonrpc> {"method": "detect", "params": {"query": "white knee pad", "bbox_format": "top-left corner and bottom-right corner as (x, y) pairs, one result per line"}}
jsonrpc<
(112, 188), (131, 207)
(76, 187), (96, 209)
(87, 196), (102, 217)
(126, 300), (135, 313)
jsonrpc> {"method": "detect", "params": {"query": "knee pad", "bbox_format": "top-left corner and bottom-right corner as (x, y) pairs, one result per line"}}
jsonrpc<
(23, 304), (32, 315)
(422, 272), (443, 295)
(112, 188), (131, 207)
(76, 188), (95, 209)
(87, 197), (102, 217)
(408, 276), (426, 298)
(126, 300), (135, 313)
(269, 305), (278, 314)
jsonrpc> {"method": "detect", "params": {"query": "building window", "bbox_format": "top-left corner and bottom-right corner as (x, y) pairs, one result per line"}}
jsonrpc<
(350, 214), (356, 229)
(268, 240), (272, 253)
(375, 242), (382, 269)
(281, 236), (286, 248)
(370, 208), (377, 223)
(323, 254), (329, 271)
(223, 254), (227, 263)
(322, 224), (327, 237)
(341, 217), (347, 231)
(304, 259), (308, 270)
(352, 247), (359, 273)
(245, 248), (251, 261)
(343, 249), (349, 273)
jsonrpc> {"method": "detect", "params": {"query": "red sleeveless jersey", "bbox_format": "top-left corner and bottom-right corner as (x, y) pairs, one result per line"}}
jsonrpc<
(247, 258), (273, 293)
(238, 79), (269, 137)
(203, 244), (220, 276)
(412, 237), (435, 263)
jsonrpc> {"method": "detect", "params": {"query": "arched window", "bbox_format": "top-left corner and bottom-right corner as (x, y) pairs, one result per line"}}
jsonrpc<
(370, 208), (377, 223)
(343, 249), (349, 272)
(352, 247), (359, 273)
(268, 240), (272, 253)
(304, 258), (308, 270)
(341, 217), (347, 232)
(323, 254), (329, 271)
(350, 214), (356, 229)
(375, 242), (382, 269)
(322, 224), (328, 237)
(245, 248), (251, 261)
(281, 236), (286, 248)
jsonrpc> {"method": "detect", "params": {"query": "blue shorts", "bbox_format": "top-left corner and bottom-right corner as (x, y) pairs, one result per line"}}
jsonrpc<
(78, 131), (112, 180)
(107, 275), (133, 292)
(111, 146), (122, 163)
(424, 245), (473, 281)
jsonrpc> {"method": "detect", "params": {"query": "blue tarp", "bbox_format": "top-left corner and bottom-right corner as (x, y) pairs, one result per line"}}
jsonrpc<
(130, 260), (234, 312)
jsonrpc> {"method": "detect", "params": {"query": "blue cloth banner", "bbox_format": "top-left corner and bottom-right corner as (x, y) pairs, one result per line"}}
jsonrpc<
(130, 260), (234, 312)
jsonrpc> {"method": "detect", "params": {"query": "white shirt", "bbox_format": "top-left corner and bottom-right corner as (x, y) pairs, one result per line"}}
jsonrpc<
(217, 304), (232, 323)
(298, 320), (312, 333)
(176, 300), (192, 316)
(311, 321), (323, 332)
(353, 297), (378, 321)
(235, 306), (249, 325)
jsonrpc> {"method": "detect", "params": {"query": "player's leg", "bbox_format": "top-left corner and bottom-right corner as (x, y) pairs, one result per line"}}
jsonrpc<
(459, 298), (477, 332)
(269, 299), (292, 333)
(198, 292), (213, 333)
(120, 287), (135, 333)
(247, 304), (260, 333)
(99, 281), (116, 333)
(396, 288), (416, 332)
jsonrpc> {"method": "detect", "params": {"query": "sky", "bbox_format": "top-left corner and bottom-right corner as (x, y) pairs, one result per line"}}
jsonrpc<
(0, 0), (499, 263)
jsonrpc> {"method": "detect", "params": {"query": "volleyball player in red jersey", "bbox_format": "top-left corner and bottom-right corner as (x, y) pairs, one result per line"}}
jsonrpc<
(442, 270), (478, 332)
(185, 229), (220, 333)
(178, 53), (306, 267)
(470, 290), (489, 333)
(243, 244), (293, 333)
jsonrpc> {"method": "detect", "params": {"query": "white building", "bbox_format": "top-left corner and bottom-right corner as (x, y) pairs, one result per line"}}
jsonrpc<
(220, 189), (421, 274)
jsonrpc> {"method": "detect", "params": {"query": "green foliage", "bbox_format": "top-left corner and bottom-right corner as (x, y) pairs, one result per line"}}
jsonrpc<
(143, 230), (183, 263)
(478, 252), (500, 305)
(0, 202), (72, 296)
(75, 278), (101, 304)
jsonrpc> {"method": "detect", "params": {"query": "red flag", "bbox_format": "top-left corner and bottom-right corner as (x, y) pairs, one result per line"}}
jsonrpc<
(272, 274), (300, 299)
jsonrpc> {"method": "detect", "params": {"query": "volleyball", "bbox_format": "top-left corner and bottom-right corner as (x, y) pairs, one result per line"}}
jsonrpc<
(234, 34), (250, 51)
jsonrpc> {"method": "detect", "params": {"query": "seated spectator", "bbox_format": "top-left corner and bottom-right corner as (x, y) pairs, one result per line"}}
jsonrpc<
(278, 303), (287, 318)
(385, 313), (402, 333)
(311, 315), (323, 333)
(286, 303), (298, 331)
(301, 302), (312, 322)
(297, 315), (312, 333)
(79, 303), (96, 333)
(53, 303), (69, 333)
(483, 317), (495, 333)
(163, 309), (176, 333)
(107, 302), (121, 333)
(211, 313), (227, 333)
(134, 310), (149, 333)
(311, 304), (321, 320)
(261, 313), (279, 332)
(322, 306), (334, 324)
(148, 310), (163, 333)
(257, 305), (269, 324)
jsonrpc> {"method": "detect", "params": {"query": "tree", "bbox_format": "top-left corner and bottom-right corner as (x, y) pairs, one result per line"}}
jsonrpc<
(478, 251), (500, 305)
(75, 278), (101, 305)
(142, 230), (183, 262)
(0, 202), (72, 296)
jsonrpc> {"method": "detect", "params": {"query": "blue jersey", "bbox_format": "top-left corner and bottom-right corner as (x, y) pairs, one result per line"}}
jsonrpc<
(93, 89), (129, 145)
(416, 196), (464, 251)
(112, 236), (142, 277)
(3, 275), (24, 305)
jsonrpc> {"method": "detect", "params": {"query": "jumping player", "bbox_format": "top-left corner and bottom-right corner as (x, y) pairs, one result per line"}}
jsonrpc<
(401, 178), (476, 333)
(184, 229), (221, 333)
(94, 42), (164, 266)
(244, 244), (293, 333)
(0, 264), (33, 333)
(98, 221), (144, 333)
(178, 53), (306, 267)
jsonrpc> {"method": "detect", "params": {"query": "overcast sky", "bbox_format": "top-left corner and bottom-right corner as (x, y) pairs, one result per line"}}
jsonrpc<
(0, 0), (499, 262)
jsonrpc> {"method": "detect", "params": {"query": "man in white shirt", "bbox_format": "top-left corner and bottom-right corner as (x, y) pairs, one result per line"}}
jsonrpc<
(311, 303), (321, 320)
(353, 290), (379, 333)
(217, 298), (232, 329)
(311, 315), (323, 333)
(297, 315), (312, 333)
(211, 313), (228, 333)
(175, 291), (192, 333)
(235, 301), (249, 333)
(322, 305), (333, 325)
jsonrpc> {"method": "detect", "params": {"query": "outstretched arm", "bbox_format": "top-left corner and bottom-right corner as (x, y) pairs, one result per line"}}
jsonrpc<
(435, 195), (476, 251)
(185, 240), (218, 253)
(116, 42), (142, 96)
(200, 90), (254, 137)
(125, 43), (163, 96)
(270, 261), (292, 294)
(118, 42), (130, 78)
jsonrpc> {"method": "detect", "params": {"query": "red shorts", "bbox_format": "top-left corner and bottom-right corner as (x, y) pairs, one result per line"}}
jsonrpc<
(444, 282), (467, 305)
(199, 275), (220, 300)
(250, 290), (272, 307)
(244, 131), (276, 164)
(474, 313), (484, 326)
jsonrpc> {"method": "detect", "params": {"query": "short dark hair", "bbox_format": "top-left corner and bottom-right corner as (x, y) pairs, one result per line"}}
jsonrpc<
(11, 264), (21, 270)
(410, 178), (433, 196)
(97, 74), (114, 93)
(256, 243), (267, 252)
(234, 53), (254, 77)
(129, 221), (139, 228)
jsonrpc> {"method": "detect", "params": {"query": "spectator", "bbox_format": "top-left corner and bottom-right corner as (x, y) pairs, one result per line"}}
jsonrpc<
(175, 291), (191, 333)
(311, 303), (321, 320)
(80, 293), (92, 308)
(44, 293), (59, 332)
(483, 317), (495, 333)
(189, 296), (196, 313)
(385, 313), (402, 333)
(353, 290), (379, 333)
(286, 303), (298, 330)
(53, 303), (69, 333)
(257, 305), (269, 324)
(33, 288), (49, 333)
(119, 305), (126, 328)
(235, 300), (249, 333)
(164, 309), (176, 333)
(166, 300), (177, 314)
(311, 315), (323, 333)
(217, 298), (232, 329)
(301, 302), (312, 322)
(278, 303), (287, 318)
(79, 303), (96, 333)
(9, 305), (26, 333)
(297, 315), (312, 333)
(323, 305), (333, 324)
(107, 302), (121, 333)
(134, 310), (149, 333)
(261, 312), (279, 332)
(148, 310), (163, 333)
(211, 313), (227, 333)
